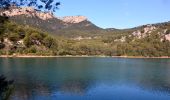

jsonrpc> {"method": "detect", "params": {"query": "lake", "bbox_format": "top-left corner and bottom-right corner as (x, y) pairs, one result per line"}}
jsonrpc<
(0, 57), (170, 100)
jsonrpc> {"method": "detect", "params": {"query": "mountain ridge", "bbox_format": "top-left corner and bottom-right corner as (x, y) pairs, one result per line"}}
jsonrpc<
(1, 6), (170, 30)
(0, 6), (103, 37)
(0, 6), (89, 24)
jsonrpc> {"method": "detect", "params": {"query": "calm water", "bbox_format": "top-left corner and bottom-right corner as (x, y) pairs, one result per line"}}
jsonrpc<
(1, 58), (170, 100)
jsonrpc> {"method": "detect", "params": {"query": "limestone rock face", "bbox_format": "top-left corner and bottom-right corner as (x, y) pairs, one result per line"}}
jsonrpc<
(0, 7), (54, 20)
(132, 25), (157, 39)
(143, 25), (156, 33)
(165, 34), (170, 41)
(0, 6), (90, 24)
(60, 16), (87, 23)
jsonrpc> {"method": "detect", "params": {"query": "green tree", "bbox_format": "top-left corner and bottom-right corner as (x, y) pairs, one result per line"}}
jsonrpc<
(8, 32), (20, 42)
(43, 36), (56, 48)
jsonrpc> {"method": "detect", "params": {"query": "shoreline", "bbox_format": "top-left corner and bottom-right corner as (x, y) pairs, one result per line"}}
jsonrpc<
(0, 55), (170, 59)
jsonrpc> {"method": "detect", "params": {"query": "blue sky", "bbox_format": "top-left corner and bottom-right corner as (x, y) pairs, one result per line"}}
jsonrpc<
(55, 0), (170, 29)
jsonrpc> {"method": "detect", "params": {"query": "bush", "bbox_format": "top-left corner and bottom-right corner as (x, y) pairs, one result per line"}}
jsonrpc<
(25, 46), (37, 53)
(8, 32), (20, 42)
(0, 43), (5, 49)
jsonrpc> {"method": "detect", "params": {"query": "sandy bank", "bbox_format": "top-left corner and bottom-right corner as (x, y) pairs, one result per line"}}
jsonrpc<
(0, 55), (170, 58)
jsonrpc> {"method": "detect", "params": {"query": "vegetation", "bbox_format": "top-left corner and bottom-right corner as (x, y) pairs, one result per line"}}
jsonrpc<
(0, 20), (111, 56)
(116, 38), (170, 57)
(1, 14), (170, 57)
(0, 0), (60, 11)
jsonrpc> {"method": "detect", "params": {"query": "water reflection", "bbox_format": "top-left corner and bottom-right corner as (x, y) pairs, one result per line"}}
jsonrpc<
(60, 79), (91, 95)
(0, 58), (170, 100)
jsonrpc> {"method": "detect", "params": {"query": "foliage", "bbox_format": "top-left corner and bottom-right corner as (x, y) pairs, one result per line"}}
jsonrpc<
(0, 18), (170, 57)
(116, 32), (170, 57)
(0, 0), (60, 12)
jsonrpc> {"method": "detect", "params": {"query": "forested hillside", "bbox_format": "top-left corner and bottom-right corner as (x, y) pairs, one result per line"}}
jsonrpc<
(0, 7), (170, 57)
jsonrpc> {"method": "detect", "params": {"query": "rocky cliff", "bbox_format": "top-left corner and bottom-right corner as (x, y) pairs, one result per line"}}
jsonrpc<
(0, 7), (88, 23)
(0, 7), (54, 20)
(60, 16), (87, 23)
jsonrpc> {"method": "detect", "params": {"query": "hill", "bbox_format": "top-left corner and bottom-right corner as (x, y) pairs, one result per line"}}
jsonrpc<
(0, 7), (170, 57)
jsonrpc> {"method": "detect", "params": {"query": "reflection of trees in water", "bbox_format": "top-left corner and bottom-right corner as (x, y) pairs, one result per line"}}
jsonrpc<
(11, 80), (51, 100)
(113, 59), (170, 94)
(12, 78), (93, 99)
(0, 75), (14, 100)
(59, 79), (92, 95)
(123, 67), (170, 94)
(9, 67), (170, 99)
(2, 58), (170, 99)
(1, 60), (94, 99)
(134, 78), (170, 94)
(7, 73), (170, 99)
(13, 84), (52, 100)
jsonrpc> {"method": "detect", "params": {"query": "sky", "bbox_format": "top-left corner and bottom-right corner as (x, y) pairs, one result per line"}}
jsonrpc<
(55, 0), (170, 29)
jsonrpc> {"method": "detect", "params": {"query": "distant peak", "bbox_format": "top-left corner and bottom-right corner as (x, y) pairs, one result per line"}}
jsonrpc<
(60, 16), (88, 23)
